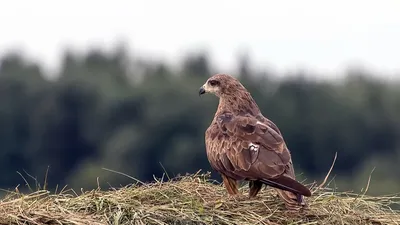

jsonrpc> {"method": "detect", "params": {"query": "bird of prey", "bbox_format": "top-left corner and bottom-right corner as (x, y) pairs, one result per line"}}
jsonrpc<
(199, 73), (311, 210)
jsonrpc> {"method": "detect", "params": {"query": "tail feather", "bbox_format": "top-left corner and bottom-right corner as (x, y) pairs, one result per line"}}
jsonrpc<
(276, 189), (307, 210)
(260, 175), (311, 197)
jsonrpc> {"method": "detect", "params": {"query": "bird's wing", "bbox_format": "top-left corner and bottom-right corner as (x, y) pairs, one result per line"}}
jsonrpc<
(206, 112), (311, 197)
(205, 121), (238, 179)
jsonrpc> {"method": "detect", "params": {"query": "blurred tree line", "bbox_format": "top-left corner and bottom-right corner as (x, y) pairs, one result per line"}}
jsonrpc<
(0, 44), (399, 196)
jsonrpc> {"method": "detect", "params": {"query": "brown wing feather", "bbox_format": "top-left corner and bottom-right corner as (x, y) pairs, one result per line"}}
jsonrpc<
(205, 112), (311, 197)
(205, 123), (242, 180)
(256, 117), (311, 201)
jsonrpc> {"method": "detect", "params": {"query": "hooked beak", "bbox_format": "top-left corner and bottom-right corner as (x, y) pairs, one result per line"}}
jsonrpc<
(199, 86), (206, 96)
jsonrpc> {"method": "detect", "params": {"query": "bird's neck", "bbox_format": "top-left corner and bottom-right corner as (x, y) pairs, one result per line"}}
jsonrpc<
(215, 92), (261, 117)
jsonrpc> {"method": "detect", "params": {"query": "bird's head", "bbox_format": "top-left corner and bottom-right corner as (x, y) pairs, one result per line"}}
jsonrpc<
(199, 73), (246, 98)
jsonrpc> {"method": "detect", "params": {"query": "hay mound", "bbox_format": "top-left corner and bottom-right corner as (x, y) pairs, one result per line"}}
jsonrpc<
(0, 172), (399, 225)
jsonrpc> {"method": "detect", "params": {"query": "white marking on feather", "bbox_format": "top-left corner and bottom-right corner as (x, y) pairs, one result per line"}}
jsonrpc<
(249, 142), (259, 152)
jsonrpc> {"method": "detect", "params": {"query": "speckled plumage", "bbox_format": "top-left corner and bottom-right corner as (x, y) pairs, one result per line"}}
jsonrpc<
(199, 74), (311, 210)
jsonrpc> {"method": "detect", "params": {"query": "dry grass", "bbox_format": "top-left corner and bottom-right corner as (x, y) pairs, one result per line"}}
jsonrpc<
(0, 169), (400, 225)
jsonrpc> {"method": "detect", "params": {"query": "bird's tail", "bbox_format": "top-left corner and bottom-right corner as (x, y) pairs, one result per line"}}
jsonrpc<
(260, 175), (311, 197)
(276, 189), (307, 210)
(259, 175), (311, 210)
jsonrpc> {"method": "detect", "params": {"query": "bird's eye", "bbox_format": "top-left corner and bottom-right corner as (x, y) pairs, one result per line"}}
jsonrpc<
(208, 80), (219, 86)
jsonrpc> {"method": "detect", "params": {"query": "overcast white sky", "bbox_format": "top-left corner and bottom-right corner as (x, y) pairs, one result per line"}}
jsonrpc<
(0, 0), (399, 79)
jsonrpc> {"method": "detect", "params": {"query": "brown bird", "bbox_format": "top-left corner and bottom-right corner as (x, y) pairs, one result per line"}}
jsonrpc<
(199, 73), (311, 210)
